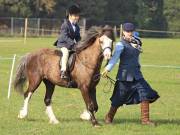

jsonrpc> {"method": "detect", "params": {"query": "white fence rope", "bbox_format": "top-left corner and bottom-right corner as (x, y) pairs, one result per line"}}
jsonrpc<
(0, 57), (14, 60)
(1, 55), (180, 69)
(136, 29), (180, 34)
(0, 40), (23, 43)
(142, 64), (180, 69)
(0, 55), (22, 59)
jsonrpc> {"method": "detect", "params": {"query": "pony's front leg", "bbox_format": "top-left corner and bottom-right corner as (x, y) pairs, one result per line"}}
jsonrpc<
(80, 85), (99, 127)
(80, 109), (91, 121)
(80, 88), (98, 121)
(18, 91), (32, 119)
(90, 88), (98, 112)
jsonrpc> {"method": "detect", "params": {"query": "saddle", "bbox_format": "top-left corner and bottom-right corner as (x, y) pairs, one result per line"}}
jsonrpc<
(55, 50), (77, 88)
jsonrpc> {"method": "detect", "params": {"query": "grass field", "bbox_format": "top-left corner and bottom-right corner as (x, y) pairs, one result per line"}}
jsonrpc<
(0, 37), (180, 135)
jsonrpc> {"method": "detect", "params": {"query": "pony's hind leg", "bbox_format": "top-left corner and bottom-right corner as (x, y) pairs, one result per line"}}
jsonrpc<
(43, 79), (59, 124)
(18, 74), (41, 119)
(18, 91), (32, 119)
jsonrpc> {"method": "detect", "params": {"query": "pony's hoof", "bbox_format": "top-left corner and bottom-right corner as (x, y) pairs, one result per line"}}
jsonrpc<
(94, 123), (101, 128)
(18, 110), (27, 119)
(92, 120), (101, 127)
(80, 110), (91, 121)
(49, 119), (59, 124)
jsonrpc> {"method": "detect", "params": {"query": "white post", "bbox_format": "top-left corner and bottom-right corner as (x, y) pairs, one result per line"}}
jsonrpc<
(7, 54), (16, 99)
(24, 18), (28, 44)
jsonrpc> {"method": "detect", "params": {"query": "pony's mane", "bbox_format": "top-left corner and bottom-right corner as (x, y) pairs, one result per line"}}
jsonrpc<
(75, 26), (101, 52)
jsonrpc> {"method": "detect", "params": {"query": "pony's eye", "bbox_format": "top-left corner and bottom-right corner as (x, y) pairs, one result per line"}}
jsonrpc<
(99, 40), (103, 44)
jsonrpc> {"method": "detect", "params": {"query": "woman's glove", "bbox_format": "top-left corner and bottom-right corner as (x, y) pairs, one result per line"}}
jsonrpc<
(101, 69), (109, 78)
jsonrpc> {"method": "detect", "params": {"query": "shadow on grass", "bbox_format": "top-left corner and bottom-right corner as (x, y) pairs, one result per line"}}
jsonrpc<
(149, 80), (180, 85)
(155, 119), (180, 125)
(25, 118), (47, 123)
(98, 118), (180, 126)
(109, 118), (140, 124)
(58, 117), (85, 123)
(25, 117), (180, 126)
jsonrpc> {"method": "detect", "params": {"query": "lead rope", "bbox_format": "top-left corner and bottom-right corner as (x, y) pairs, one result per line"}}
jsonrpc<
(93, 73), (116, 93)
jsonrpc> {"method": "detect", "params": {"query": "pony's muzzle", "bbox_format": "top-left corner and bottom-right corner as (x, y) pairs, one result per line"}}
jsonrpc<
(103, 48), (111, 60)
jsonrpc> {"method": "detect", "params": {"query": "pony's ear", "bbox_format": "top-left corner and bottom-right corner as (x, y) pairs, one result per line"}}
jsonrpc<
(102, 25), (112, 32)
(102, 25), (115, 41)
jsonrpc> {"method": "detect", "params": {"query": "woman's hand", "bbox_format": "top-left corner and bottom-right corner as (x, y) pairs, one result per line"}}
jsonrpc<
(101, 69), (109, 78)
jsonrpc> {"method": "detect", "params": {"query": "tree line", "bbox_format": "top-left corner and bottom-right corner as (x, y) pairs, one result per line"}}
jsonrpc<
(0, 0), (179, 31)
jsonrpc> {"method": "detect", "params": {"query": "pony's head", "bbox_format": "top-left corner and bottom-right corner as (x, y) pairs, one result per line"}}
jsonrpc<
(99, 25), (115, 60)
(77, 25), (114, 60)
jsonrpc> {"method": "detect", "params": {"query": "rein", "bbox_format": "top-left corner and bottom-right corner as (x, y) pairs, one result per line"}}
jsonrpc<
(75, 51), (104, 70)
(74, 38), (109, 70)
(93, 73), (116, 93)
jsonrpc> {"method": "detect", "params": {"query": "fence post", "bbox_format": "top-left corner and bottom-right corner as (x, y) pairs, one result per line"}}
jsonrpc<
(82, 18), (86, 37)
(113, 26), (117, 39)
(41, 28), (44, 36)
(20, 27), (23, 36)
(120, 24), (123, 40)
(7, 54), (16, 99)
(37, 18), (40, 36)
(11, 17), (14, 36)
(24, 18), (28, 44)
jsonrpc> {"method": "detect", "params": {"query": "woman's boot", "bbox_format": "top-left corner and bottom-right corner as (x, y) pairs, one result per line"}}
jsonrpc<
(141, 101), (155, 126)
(105, 106), (118, 124)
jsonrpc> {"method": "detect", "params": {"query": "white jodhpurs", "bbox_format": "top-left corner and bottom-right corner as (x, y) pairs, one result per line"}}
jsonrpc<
(59, 47), (69, 71)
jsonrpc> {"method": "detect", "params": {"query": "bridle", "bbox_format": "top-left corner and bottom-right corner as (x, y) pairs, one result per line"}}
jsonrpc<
(75, 35), (113, 70)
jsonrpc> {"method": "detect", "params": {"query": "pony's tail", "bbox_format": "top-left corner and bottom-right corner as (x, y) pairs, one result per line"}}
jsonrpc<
(14, 55), (28, 95)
